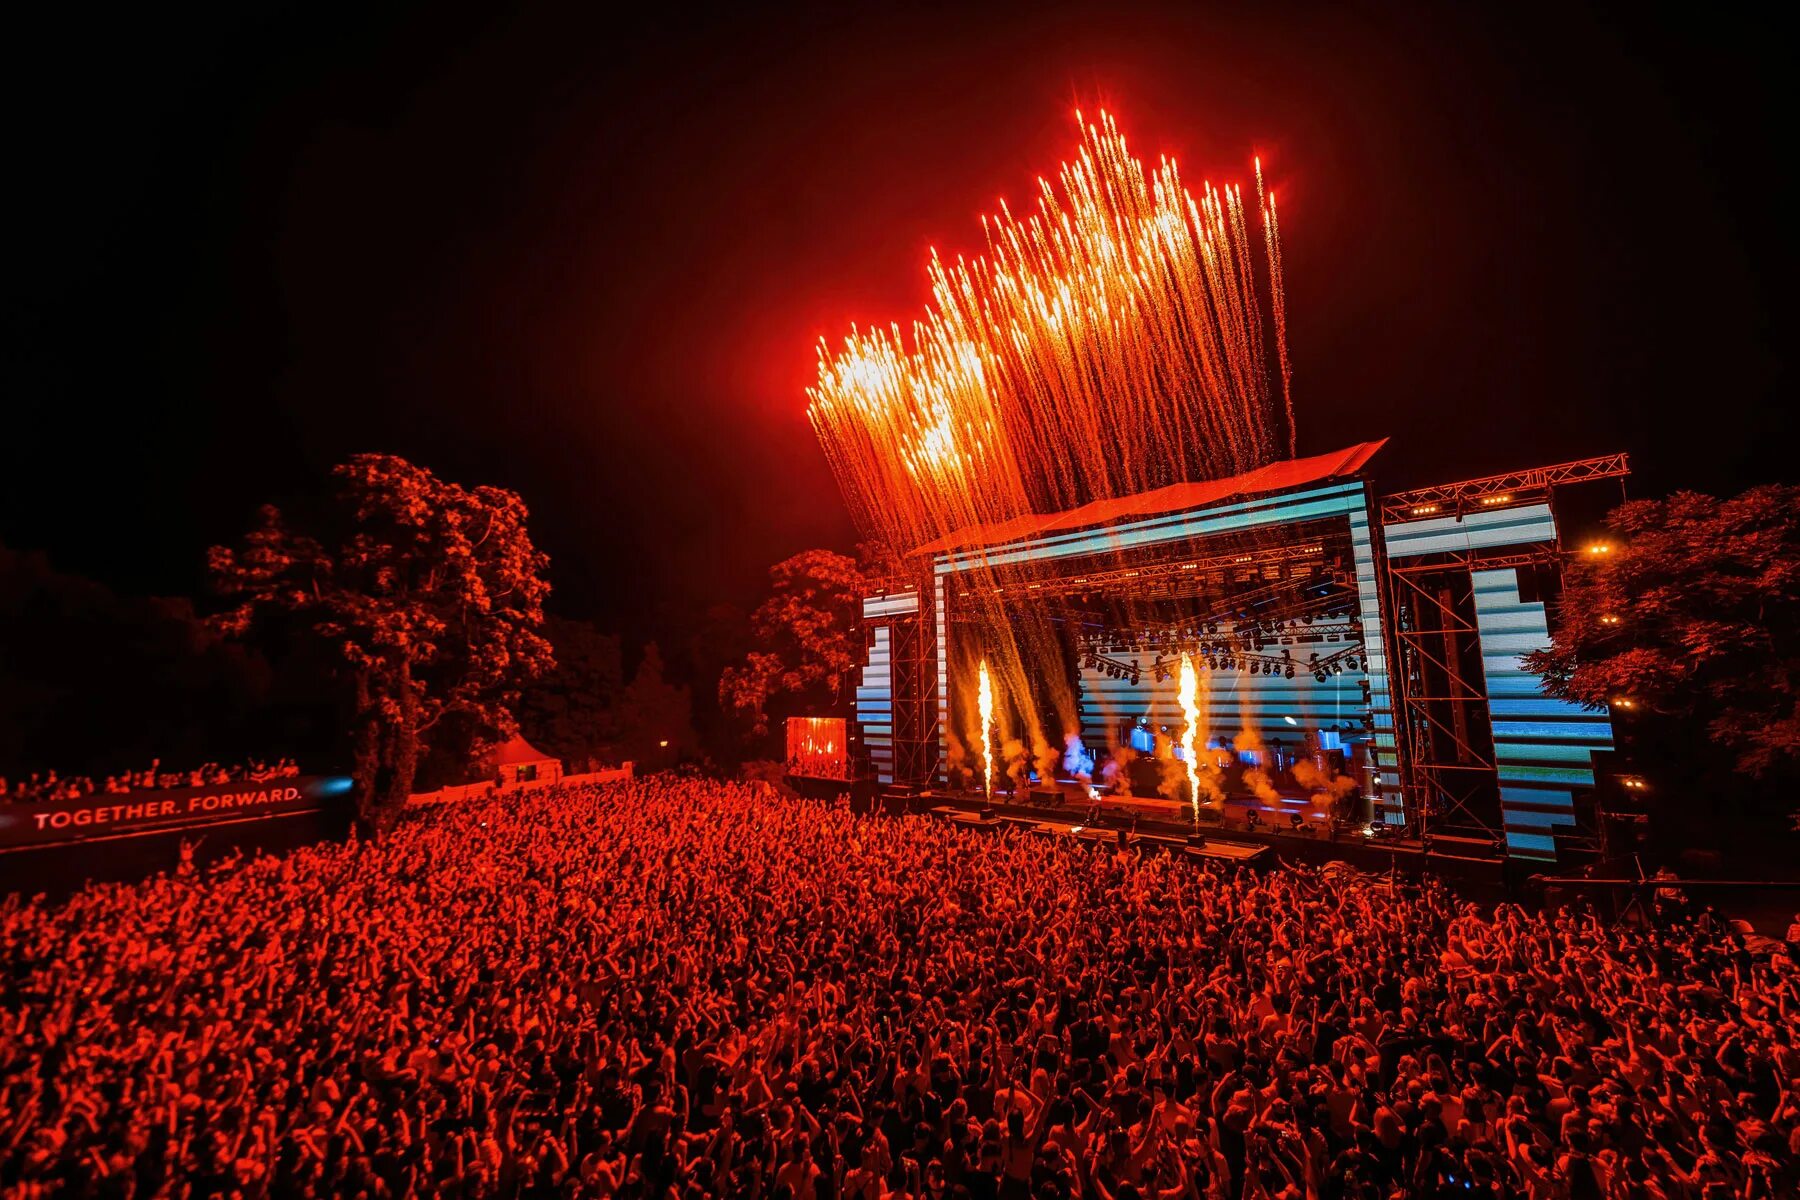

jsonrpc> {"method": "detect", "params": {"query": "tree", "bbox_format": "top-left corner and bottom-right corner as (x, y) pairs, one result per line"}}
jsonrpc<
(518, 615), (625, 770)
(1525, 486), (1800, 824)
(209, 455), (553, 829)
(719, 549), (867, 740)
(0, 543), (278, 777)
(615, 642), (696, 766)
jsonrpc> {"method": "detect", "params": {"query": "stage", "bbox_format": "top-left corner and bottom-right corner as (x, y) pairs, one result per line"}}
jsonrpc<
(913, 786), (1509, 893)
(848, 444), (1633, 870)
(785, 766), (1510, 895)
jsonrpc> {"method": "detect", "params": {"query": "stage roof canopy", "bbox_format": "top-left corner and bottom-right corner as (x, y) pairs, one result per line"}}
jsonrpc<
(912, 439), (1388, 558)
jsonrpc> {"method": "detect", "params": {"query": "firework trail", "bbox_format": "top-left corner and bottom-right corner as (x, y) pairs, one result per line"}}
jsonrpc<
(1255, 157), (1294, 459)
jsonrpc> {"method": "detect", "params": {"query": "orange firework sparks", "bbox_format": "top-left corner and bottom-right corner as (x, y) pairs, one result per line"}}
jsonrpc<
(809, 110), (1292, 562)
(809, 112), (1294, 778)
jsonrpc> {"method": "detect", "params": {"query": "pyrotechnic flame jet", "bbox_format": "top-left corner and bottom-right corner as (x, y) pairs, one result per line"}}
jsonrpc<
(1179, 652), (1202, 827)
(978, 660), (996, 802)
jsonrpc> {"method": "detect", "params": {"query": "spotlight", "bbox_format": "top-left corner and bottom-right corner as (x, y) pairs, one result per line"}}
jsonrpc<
(1314, 672), (1327, 683)
(1284, 665), (1295, 679)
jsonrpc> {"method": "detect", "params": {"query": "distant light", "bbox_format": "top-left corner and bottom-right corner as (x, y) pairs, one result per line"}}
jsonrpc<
(1586, 542), (1614, 556)
(1411, 504), (1440, 516)
(1611, 698), (1636, 710)
(1479, 494), (1513, 506)
(1600, 615), (1622, 625)
(659, 739), (670, 747)
(1283, 716), (1298, 726)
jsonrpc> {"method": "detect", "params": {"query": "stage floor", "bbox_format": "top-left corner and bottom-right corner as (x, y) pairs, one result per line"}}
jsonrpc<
(983, 783), (1341, 834)
(909, 787), (1508, 895)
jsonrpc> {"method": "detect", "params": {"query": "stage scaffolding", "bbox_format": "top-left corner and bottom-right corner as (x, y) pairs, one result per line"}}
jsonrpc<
(1377, 454), (1630, 858)
(888, 567), (939, 786)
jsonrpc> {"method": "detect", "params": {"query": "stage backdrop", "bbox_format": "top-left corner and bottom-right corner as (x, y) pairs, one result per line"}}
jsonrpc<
(0, 775), (353, 850)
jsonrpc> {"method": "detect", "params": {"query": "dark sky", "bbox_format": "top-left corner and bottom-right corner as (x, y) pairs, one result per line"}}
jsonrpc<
(9, 3), (1794, 649)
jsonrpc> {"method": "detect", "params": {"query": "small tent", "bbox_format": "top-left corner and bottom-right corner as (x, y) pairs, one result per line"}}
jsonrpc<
(492, 735), (563, 787)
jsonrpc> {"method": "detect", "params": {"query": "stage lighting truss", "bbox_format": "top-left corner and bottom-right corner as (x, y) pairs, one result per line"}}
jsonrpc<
(1065, 584), (1367, 674)
(954, 532), (1349, 606)
(1378, 452), (1630, 524)
(1083, 639), (1364, 684)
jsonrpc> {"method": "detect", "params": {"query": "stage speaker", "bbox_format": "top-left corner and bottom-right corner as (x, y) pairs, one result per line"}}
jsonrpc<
(980, 805), (996, 820)
(845, 779), (879, 814)
(1128, 759), (1163, 796)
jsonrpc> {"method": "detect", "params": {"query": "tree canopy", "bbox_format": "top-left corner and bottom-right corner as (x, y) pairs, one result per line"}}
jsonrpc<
(719, 549), (867, 740)
(517, 615), (625, 771)
(1526, 486), (1800, 797)
(210, 455), (553, 827)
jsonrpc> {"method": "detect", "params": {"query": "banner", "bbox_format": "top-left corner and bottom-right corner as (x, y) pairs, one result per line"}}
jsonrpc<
(0, 775), (353, 850)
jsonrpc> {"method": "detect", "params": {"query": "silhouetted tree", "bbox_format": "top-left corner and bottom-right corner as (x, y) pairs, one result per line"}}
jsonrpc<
(0, 544), (277, 777)
(685, 602), (750, 762)
(518, 615), (625, 771)
(719, 550), (867, 740)
(209, 455), (553, 828)
(1526, 486), (1800, 827)
(616, 642), (695, 766)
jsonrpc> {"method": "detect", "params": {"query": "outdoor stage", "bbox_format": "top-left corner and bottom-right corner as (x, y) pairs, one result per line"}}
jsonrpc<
(843, 442), (1637, 871)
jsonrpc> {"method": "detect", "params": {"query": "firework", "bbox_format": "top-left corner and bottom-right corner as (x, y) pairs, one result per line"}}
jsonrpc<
(809, 110), (1292, 561)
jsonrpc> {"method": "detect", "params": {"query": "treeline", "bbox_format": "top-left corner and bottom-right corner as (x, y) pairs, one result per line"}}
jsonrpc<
(0, 541), (704, 791)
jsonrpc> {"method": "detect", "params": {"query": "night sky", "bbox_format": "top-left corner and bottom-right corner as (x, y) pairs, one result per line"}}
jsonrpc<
(10, 3), (1794, 650)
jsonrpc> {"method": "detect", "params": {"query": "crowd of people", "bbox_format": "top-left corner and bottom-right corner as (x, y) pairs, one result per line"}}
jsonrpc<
(3, 777), (1797, 1198)
(0, 758), (300, 804)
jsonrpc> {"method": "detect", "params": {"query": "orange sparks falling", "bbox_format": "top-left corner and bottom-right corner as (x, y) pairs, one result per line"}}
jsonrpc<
(1178, 652), (1201, 823)
(808, 110), (1293, 562)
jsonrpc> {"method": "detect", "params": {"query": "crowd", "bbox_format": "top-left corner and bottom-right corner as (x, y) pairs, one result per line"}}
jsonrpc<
(3, 777), (1797, 1199)
(0, 759), (300, 804)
